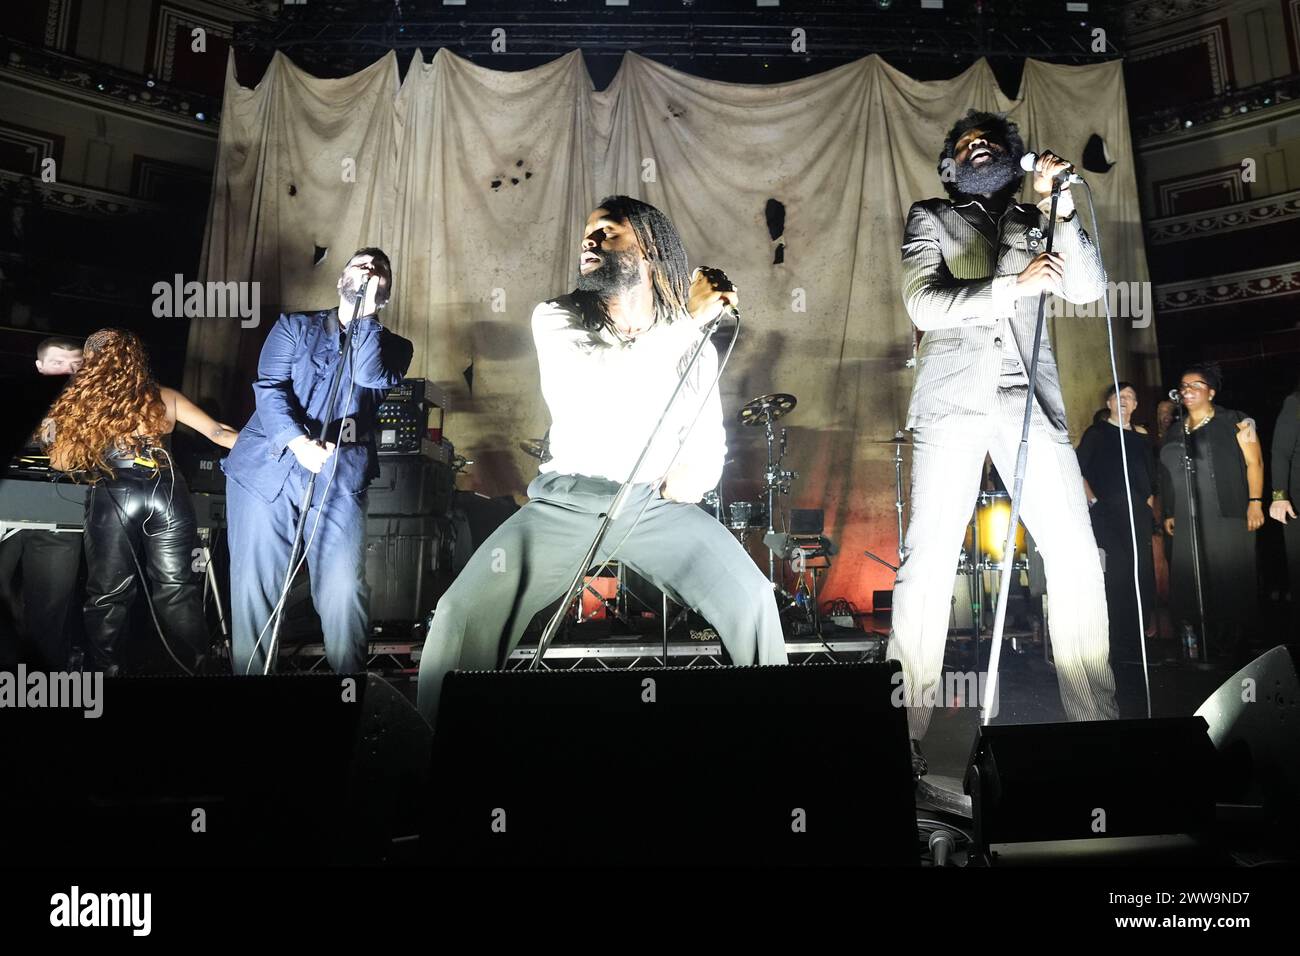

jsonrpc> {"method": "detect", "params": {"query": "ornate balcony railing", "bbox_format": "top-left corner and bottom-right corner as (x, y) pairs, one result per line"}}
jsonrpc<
(1146, 190), (1300, 245)
(0, 169), (170, 219)
(1133, 73), (1300, 144)
(1155, 261), (1300, 313)
(0, 36), (221, 128)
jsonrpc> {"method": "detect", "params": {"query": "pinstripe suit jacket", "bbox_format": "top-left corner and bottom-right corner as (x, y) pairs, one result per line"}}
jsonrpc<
(901, 195), (1106, 437)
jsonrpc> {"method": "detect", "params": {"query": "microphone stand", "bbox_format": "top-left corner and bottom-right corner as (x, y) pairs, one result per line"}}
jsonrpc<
(530, 311), (726, 668)
(979, 178), (1063, 726)
(1174, 398), (1210, 660)
(262, 276), (369, 674)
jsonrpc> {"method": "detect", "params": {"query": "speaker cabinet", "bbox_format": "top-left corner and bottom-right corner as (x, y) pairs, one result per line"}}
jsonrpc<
(426, 662), (916, 865)
(0, 674), (430, 865)
(964, 717), (1217, 853)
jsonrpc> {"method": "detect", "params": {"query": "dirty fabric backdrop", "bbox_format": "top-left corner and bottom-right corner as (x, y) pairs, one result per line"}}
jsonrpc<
(191, 48), (1155, 608)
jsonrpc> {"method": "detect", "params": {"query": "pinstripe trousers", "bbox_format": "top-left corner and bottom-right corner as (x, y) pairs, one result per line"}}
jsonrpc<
(887, 386), (1118, 740)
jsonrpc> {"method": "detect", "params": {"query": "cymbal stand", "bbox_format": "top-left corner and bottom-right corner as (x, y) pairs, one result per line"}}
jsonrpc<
(762, 421), (797, 587)
(864, 430), (908, 573)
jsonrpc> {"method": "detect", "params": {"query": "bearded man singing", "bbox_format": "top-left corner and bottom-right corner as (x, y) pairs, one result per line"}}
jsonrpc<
(416, 196), (787, 726)
(887, 110), (1119, 778)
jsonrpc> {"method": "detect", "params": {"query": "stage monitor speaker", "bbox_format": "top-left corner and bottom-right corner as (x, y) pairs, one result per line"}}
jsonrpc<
(0, 673), (430, 865)
(1195, 645), (1300, 824)
(964, 717), (1217, 852)
(425, 662), (916, 866)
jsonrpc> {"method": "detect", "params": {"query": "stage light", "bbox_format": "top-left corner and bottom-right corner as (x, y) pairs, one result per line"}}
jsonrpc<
(1183, 119), (1194, 128)
(195, 112), (206, 121)
(876, 0), (893, 8)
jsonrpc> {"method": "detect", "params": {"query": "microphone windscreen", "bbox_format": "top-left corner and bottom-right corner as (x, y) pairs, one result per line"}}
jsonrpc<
(1019, 151), (1038, 172)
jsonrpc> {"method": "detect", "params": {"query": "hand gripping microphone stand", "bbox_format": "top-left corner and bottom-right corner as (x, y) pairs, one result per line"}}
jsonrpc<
(979, 177), (1064, 726)
(530, 309), (727, 668)
(262, 275), (369, 674)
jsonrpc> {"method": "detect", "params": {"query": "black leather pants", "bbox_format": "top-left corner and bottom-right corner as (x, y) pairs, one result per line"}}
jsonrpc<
(82, 467), (209, 673)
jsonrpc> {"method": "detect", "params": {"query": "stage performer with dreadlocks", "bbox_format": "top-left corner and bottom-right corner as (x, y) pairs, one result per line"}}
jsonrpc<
(43, 328), (239, 675)
(416, 196), (787, 726)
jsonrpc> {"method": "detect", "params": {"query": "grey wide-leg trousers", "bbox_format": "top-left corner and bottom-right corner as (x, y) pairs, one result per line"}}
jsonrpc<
(416, 472), (788, 726)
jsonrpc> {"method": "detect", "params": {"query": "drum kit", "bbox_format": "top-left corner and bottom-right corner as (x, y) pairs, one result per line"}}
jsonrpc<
(960, 490), (1029, 574)
(708, 393), (801, 585)
(858, 431), (1031, 655)
(720, 392), (837, 635)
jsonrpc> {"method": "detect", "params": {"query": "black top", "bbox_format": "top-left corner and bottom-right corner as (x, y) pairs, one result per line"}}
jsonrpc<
(1160, 406), (1251, 520)
(1076, 419), (1154, 508)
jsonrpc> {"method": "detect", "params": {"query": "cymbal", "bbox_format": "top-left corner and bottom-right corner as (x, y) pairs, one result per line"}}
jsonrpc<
(738, 393), (797, 427)
(867, 432), (911, 445)
(519, 438), (551, 461)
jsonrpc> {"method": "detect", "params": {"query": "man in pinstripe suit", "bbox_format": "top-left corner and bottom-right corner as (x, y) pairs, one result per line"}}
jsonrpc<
(887, 110), (1118, 776)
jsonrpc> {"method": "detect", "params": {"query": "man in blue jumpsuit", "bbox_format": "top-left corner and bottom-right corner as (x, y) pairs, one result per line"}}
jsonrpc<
(223, 249), (413, 674)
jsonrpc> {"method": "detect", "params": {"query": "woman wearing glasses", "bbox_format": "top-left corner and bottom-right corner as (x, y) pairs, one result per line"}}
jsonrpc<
(1158, 362), (1264, 663)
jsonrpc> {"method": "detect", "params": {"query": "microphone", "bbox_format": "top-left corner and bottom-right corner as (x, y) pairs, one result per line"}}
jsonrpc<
(1020, 151), (1083, 185)
(1168, 388), (1183, 403)
(695, 266), (740, 323)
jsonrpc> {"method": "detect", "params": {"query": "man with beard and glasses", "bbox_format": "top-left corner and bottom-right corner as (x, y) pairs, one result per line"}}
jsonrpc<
(415, 196), (787, 727)
(222, 249), (413, 675)
(887, 110), (1117, 778)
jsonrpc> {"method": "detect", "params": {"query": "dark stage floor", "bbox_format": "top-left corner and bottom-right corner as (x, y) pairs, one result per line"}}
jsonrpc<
(919, 634), (1258, 783)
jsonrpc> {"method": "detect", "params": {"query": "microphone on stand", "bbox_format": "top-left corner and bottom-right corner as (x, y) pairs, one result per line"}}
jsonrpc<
(1168, 388), (1184, 403)
(1019, 151), (1084, 185)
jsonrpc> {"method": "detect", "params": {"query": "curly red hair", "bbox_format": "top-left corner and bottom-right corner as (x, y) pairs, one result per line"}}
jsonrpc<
(46, 328), (168, 480)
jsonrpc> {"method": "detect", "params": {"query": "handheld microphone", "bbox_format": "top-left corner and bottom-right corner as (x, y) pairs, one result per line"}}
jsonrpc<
(695, 265), (740, 323)
(1020, 151), (1083, 185)
(1168, 388), (1183, 403)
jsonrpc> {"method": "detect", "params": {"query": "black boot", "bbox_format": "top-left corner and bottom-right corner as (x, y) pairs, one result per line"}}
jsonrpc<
(910, 739), (928, 780)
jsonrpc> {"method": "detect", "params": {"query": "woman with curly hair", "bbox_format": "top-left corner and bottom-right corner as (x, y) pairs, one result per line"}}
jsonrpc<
(43, 329), (238, 675)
